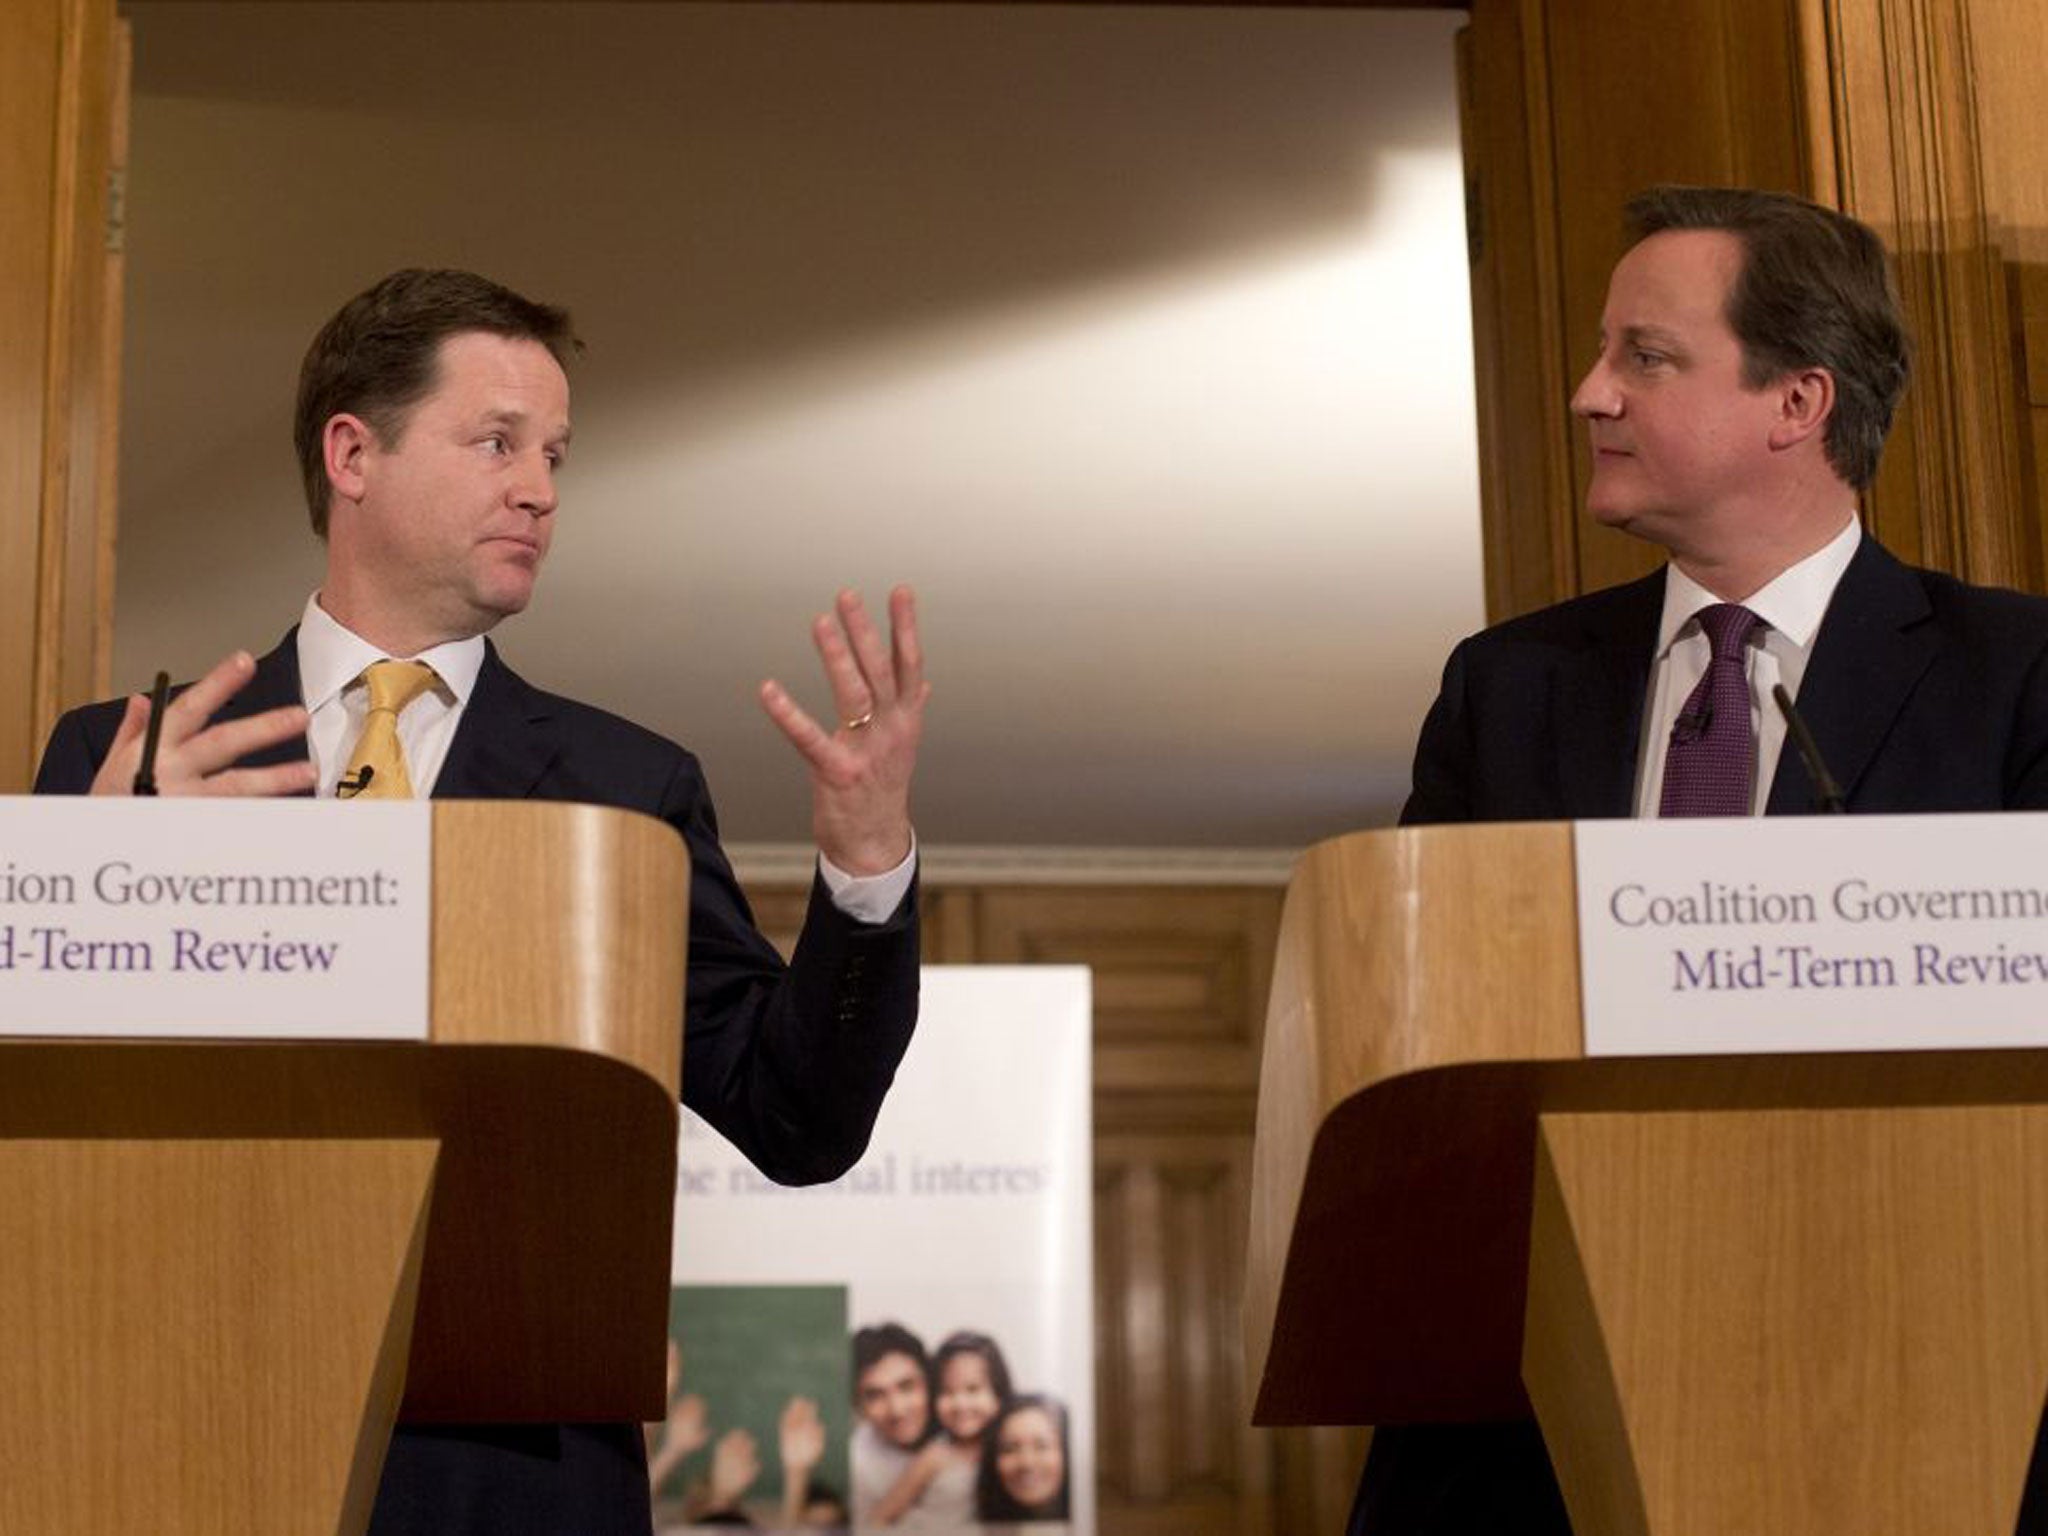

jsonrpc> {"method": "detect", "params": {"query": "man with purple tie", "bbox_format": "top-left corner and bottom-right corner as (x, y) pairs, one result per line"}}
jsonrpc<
(1358, 187), (2048, 1533)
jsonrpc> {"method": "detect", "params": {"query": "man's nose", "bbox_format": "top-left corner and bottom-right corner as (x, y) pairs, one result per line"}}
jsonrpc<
(1571, 355), (1619, 419)
(514, 454), (557, 516)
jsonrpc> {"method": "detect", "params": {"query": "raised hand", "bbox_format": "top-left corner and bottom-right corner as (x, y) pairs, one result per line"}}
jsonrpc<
(661, 1391), (710, 1462)
(89, 650), (314, 798)
(708, 1427), (762, 1511)
(779, 1394), (829, 1527)
(779, 1394), (825, 1476)
(646, 1340), (711, 1490)
(758, 585), (928, 875)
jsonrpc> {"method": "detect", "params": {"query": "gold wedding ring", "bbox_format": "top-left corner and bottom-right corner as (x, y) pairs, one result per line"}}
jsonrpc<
(843, 710), (875, 732)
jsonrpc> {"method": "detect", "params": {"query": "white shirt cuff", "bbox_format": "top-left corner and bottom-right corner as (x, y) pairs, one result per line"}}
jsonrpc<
(818, 836), (918, 925)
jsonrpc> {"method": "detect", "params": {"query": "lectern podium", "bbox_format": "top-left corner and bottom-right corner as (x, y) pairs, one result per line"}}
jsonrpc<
(0, 802), (688, 1535)
(1247, 823), (2048, 1535)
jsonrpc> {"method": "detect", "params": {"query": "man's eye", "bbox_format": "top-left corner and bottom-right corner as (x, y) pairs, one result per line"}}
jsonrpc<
(481, 433), (507, 454)
(1632, 349), (1666, 369)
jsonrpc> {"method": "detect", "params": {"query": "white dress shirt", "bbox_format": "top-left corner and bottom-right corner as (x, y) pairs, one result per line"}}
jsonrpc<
(296, 594), (915, 921)
(1633, 516), (1862, 817)
(298, 595), (483, 800)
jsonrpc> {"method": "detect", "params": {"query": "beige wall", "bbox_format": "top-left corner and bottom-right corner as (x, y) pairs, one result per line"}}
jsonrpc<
(116, 2), (1481, 849)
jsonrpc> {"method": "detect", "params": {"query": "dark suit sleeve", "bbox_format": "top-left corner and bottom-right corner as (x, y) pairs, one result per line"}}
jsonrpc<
(652, 751), (919, 1187)
(33, 702), (122, 794)
(2006, 627), (2048, 809)
(1400, 640), (1475, 828)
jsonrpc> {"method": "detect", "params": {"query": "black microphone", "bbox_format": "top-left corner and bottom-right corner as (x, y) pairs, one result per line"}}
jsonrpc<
(336, 764), (376, 799)
(131, 671), (171, 796)
(1773, 683), (1845, 813)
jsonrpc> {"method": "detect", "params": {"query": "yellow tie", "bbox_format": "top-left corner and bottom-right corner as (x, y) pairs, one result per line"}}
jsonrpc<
(338, 660), (438, 800)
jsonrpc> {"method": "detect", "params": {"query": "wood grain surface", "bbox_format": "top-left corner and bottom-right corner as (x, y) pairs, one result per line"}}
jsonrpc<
(1530, 1105), (2048, 1535)
(1247, 821), (2048, 1536)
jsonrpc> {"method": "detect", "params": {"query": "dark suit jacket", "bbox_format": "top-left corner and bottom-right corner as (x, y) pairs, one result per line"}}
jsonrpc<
(1404, 535), (2048, 826)
(1353, 537), (2048, 1536)
(36, 631), (922, 1536)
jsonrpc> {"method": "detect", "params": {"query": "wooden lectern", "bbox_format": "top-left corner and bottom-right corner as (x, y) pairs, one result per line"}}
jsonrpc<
(0, 803), (688, 1536)
(1247, 823), (2048, 1536)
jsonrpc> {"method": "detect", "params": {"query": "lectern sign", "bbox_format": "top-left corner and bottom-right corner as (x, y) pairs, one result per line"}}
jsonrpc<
(0, 797), (430, 1040)
(1575, 813), (2048, 1056)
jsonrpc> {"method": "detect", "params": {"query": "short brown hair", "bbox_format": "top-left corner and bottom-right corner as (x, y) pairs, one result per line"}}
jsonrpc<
(293, 269), (580, 535)
(1626, 186), (1910, 490)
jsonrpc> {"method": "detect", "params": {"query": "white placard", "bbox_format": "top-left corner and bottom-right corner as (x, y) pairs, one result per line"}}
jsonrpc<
(1576, 813), (2048, 1056)
(657, 967), (1095, 1535)
(0, 797), (430, 1040)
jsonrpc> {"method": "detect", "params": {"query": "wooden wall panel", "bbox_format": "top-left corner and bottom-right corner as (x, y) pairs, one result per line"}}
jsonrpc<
(1, 0), (64, 792)
(1457, 0), (1575, 625)
(1, 0), (120, 793)
(1539, 0), (1813, 600)
(1463, 0), (2048, 613)
(962, 887), (1278, 1097)
(1463, 0), (1818, 618)
(1949, 0), (2048, 593)
(1815, 0), (2038, 591)
(41, 0), (122, 733)
(1093, 1137), (1272, 1536)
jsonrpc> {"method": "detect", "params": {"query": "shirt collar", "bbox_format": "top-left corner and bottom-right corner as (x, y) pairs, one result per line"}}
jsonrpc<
(1655, 516), (1862, 657)
(296, 592), (488, 710)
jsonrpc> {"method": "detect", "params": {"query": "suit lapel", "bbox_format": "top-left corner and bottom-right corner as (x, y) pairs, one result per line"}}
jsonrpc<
(1556, 571), (1663, 817)
(433, 640), (560, 800)
(1765, 538), (1935, 814)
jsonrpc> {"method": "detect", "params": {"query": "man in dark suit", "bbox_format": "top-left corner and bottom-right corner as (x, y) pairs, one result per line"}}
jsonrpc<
(35, 268), (928, 1534)
(1352, 187), (2048, 1533)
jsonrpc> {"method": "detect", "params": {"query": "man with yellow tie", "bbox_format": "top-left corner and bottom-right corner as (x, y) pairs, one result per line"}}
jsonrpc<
(33, 268), (928, 1535)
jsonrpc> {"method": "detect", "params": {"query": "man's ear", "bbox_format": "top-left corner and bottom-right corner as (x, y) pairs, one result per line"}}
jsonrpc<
(1769, 367), (1836, 453)
(323, 413), (376, 506)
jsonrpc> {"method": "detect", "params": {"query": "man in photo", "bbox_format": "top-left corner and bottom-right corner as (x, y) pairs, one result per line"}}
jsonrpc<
(849, 1322), (936, 1524)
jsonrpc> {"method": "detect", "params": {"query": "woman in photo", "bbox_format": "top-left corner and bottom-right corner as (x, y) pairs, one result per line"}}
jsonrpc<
(976, 1394), (1070, 1525)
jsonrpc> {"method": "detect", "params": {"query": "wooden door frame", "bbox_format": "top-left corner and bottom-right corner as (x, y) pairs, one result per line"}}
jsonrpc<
(4, 0), (122, 792)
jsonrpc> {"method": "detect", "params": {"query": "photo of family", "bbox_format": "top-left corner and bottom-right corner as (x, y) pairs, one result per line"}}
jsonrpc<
(850, 1322), (1071, 1530)
(652, 1291), (1078, 1534)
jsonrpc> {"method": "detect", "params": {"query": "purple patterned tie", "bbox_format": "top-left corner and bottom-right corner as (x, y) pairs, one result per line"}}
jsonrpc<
(1659, 603), (1761, 817)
